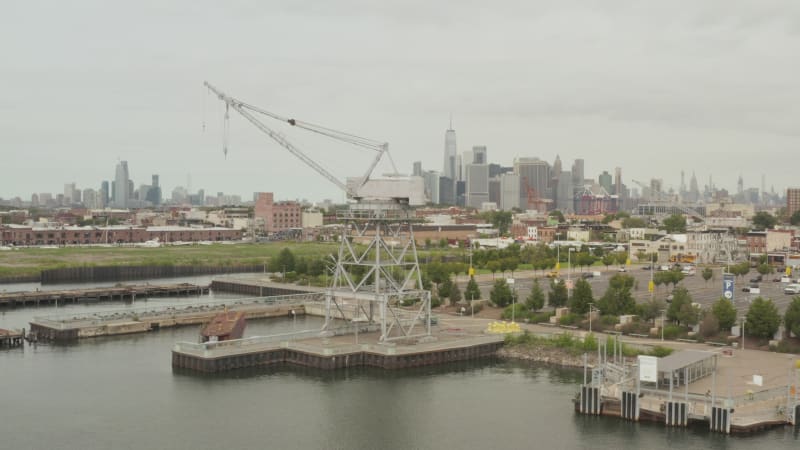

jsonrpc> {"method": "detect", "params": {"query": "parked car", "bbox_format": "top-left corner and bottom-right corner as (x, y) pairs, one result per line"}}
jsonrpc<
(784, 284), (800, 295)
(642, 265), (652, 270)
(659, 265), (671, 271)
(742, 287), (751, 293)
(581, 272), (593, 279)
(749, 275), (763, 283)
(666, 294), (674, 302)
(618, 267), (627, 272)
(546, 271), (559, 278)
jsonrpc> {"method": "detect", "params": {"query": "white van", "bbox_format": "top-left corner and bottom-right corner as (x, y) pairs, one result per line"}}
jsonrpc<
(784, 284), (800, 295)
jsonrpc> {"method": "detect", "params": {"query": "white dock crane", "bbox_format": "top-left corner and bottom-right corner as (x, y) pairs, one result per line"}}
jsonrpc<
(205, 82), (431, 342)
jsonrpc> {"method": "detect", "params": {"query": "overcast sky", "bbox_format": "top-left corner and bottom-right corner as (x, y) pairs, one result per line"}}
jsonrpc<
(1, 1), (798, 202)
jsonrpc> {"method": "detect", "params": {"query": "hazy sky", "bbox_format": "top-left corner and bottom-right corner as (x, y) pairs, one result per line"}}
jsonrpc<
(2, 1), (799, 202)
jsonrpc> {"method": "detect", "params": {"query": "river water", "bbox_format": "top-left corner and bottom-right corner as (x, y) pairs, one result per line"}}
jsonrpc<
(1, 277), (798, 449)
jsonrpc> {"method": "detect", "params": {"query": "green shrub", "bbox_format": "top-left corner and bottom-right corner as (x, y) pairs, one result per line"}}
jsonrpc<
(529, 311), (554, 324)
(600, 315), (618, 328)
(662, 324), (684, 340)
(558, 313), (579, 326)
(649, 346), (674, 357)
(430, 296), (442, 308)
(501, 303), (528, 320)
(582, 333), (598, 351)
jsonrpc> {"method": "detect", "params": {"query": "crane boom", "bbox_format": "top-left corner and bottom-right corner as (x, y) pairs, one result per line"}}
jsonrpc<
(205, 81), (356, 197)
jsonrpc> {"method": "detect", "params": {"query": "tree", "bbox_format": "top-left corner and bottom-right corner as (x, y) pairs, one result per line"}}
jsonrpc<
(667, 287), (693, 324)
(751, 211), (777, 230)
(662, 214), (687, 233)
(783, 296), (800, 338)
(465, 276), (481, 300)
(490, 279), (514, 307)
(614, 252), (628, 266)
(711, 297), (737, 330)
(790, 210), (800, 226)
(622, 217), (647, 229)
(756, 264), (774, 276)
(438, 276), (453, 299)
(487, 260), (501, 278)
(308, 259), (325, 277)
(275, 247), (296, 273)
(526, 278), (545, 311)
(745, 297), (781, 339)
(449, 282), (462, 306)
(548, 279), (568, 309)
(549, 210), (565, 223)
(602, 254), (616, 270)
(702, 267), (713, 284)
(481, 210), (513, 235)
(575, 252), (596, 270)
(596, 274), (636, 316)
(568, 279), (594, 314)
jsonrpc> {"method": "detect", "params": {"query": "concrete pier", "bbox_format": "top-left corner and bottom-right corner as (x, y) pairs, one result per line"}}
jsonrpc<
(1, 283), (208, 308)
(172, 330), (504, 373)
(29, 293), (321, 342)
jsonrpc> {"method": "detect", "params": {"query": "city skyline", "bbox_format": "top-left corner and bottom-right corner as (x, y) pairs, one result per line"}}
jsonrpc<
(2, 1), (798, 201)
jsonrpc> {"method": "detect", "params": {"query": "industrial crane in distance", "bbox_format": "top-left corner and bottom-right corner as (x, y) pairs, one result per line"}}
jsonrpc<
(204, 81), (426, 208)
(204, 82), (432, 343)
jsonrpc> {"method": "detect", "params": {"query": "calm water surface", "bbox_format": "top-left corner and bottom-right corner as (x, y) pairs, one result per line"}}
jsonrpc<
(1, 281), (798, 449)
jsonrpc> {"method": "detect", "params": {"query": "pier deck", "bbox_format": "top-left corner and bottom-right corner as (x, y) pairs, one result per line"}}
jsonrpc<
(29, 293), (321, 341)
(0, 328), (25, 348)
(172, 325), (505, 373)
(0, 283), (209, 307)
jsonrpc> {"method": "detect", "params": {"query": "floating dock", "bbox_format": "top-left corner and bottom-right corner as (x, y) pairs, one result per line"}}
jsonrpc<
(574, 339), (800, 435)
(0, 328), (25, 348)
(172, 329), (504, 373)
(0, 283), (209, 308)
(29, 293), (320, 342)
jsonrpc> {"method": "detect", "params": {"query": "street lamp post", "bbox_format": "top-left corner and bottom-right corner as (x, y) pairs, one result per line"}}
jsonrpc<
(740, 317), (745, 351)
(568, 248), (575, 297)
(660, 309), (666, 341)
(588, 302), (594, 333)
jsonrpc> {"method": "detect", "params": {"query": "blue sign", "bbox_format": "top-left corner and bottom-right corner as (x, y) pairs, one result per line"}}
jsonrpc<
(722, 273), (735, 301)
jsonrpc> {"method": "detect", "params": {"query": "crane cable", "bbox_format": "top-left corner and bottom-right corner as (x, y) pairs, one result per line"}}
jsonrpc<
(237, 102), (386, 152)
(222, 103), (230, 159)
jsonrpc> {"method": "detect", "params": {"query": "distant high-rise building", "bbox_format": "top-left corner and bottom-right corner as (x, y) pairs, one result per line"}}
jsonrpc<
(598, 171), (613, 194)
(113, 161), (130, 208)
(737, 174), (744, 195)
(556, 171), (573, 213)
(688, 172), (699, 203)
(571, 159), (584, 188)
(514, 158), (551, 209)
(146, 174), (161, 205)
(412, 161), (423, 177)
(83, 188), (98, 209)
(787, 187), (800, 217)
(442, 122), (457, 180)
(423, 171), (440, 204)
(552, 155), (562, 179)
(438, 176), (455, 205)
(500, 173), (520, 211)
(100, 181), (109, 207)
(64, 183), (76, 205)
(472, 146), (487, 164)
(465, 151), (489, 209)
(614, 167), (622, 196)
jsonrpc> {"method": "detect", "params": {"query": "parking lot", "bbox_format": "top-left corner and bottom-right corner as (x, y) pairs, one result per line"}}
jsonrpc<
(471, 265), (800, 316)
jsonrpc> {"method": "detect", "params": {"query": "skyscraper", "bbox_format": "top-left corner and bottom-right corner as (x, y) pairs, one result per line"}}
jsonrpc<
(466, 147), (489, 209)
(114, 160), (130, 208)
(100, 181), (109, 207)
(412, 161), (422, 177)
(442, 122), (457, 180)
(598, 171), (613, 194)
(571, 159), (584, 188)
(513, 157), (551, 210)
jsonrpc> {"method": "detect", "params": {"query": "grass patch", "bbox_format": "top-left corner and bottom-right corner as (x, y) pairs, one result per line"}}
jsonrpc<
(505, 330), (674, 358)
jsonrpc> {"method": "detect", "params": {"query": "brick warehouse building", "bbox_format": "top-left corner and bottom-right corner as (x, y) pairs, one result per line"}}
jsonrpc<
(254, 192), (301, 234)
(1, 225), (242, 246)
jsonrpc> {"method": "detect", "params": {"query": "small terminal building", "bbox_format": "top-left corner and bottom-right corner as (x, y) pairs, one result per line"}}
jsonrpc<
(657, 350), (716, 388)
